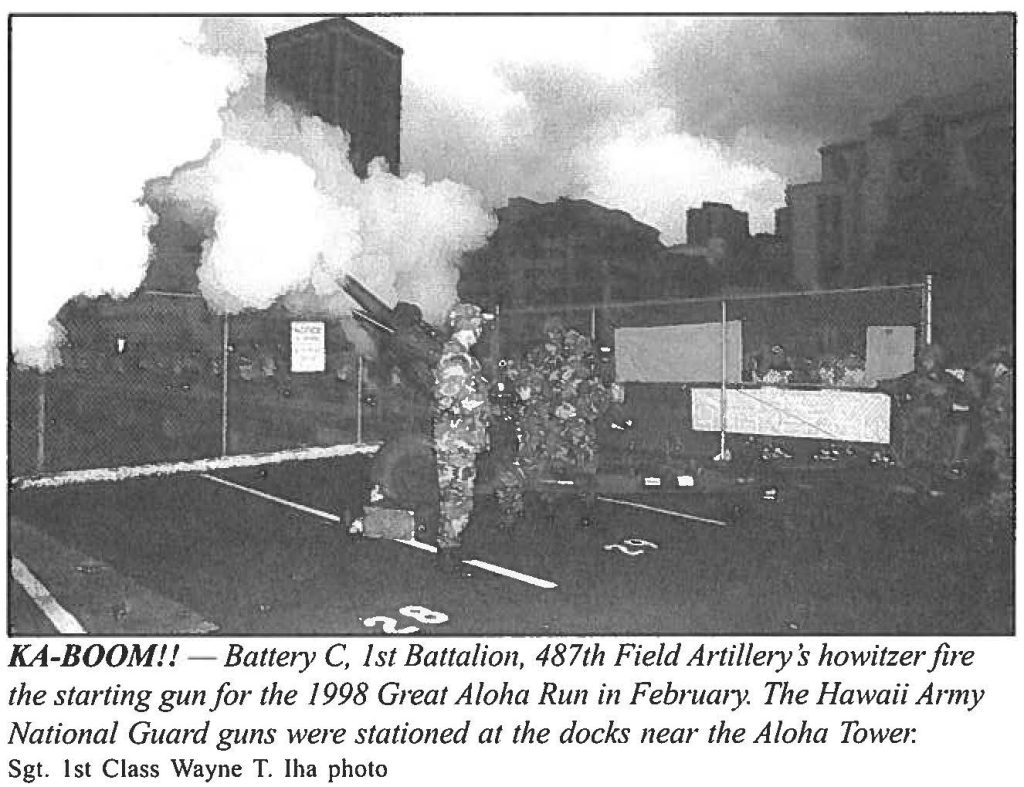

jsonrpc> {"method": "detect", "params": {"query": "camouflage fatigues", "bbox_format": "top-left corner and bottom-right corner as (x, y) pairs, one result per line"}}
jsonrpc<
(493, 461), (528, 520)
(979, 356), (1014, 523)
(498, 322), (611, 524)
(433, 305), (491, 550)
(889, 368), (962, 470)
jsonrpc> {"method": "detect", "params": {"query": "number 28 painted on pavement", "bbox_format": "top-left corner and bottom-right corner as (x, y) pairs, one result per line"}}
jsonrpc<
(363, 605), (449, 634)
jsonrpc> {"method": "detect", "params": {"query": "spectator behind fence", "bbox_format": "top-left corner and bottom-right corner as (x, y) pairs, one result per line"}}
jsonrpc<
(760, 345), (792, 386)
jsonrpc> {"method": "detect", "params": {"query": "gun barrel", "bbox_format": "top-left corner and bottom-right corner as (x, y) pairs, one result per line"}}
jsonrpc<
(342, 276), (395, 327)
(352, 310), (395, 335)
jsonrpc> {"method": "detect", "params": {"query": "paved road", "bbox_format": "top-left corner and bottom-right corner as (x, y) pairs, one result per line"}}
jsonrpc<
(8, 457), (1014, 636)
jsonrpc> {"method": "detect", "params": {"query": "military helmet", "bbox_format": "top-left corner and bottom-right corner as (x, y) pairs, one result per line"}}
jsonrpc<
(542, 315), (567, 336)
(447, 302), (484, 333)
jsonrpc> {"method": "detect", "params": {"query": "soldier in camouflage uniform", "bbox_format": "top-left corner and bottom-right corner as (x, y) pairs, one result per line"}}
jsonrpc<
(433, 303), (491, 573)
(977, 348), (1014, 526)
(886, 344), (964, 474)
(500, 317), (611, 527)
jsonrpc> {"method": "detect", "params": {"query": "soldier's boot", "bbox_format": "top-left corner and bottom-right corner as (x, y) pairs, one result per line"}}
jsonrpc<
(578, 499), (598, 528)
(577, 485), (598, 528)
(414, 501), (441, 546)
(435, 547), (472, 577)
(541, 493), (556, 526)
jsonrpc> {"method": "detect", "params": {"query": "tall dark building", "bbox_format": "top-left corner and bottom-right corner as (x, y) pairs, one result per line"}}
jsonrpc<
(265, 17), (403, 177)
(685, 201), (751, 260)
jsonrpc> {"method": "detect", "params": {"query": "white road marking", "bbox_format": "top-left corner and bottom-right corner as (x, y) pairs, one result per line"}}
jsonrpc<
(597, 496), (729, 527)
(201, 477), (557, 589)
(200, 474), (342, 522)
(11, 557), (87, 634)
(395, 539), (557, 588)
(395, 538), (437, 553)
(462, 559), (558, 589)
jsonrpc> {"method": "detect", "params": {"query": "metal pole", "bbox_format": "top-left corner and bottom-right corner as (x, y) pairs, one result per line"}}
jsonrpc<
(492, 304), (502, 375)
(220, 315), (229, 456)
(36, 373), (46, 472)
(590, 305), (597, 343)
(356, 355), (364, 444)
(924, 274), (934, 346)
(720, 300), (727, 460)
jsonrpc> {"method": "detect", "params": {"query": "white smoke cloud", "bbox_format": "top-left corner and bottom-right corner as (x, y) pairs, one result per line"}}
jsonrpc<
(11, 17), (497, 371)
(159, 103), (497, 326)
(11, 18), (244, 371)
(582, 109), (788, 243)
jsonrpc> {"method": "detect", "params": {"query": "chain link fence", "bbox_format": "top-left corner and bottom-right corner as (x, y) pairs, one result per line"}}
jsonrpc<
(8, 292), (381, 478)
(495, 282), (929, 465)
(498, 282), (928, 374)
(8, 282), (934, 477)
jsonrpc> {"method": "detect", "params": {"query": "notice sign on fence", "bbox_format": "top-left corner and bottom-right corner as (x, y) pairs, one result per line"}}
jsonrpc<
(290, 321), (326, 373)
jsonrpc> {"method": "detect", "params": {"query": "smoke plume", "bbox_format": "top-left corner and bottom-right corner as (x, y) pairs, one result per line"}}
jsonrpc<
(157, 102), (496, 327)
(11, 18), (244, 371)
(11, 16), (496, 371)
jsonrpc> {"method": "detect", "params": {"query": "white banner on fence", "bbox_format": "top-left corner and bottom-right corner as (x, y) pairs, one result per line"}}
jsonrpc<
(290, 321), (326, 373)
(691, 386), (891, 444)
(615, 321), (743, 383)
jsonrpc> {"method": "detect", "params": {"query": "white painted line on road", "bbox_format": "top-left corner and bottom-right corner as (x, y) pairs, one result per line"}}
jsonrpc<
(200, 474), (342, 523)
(462, 559), (559, 589)
(202, 478), (558, 589)
(395, 538), (437, 553)
(597, 496), (729, 527)
(396, 539), (557, 588)
(11, 557), (87, 634)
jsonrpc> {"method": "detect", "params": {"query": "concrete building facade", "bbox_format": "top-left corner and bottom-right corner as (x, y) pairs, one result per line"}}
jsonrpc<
(459, 197), (673, 310)
(786, 83), (1012, 290)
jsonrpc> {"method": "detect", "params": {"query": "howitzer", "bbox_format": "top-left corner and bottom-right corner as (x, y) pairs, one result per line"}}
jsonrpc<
(342, 275), (444, 393)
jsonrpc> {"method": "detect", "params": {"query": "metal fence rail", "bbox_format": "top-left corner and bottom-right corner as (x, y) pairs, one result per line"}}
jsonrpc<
(8, 291), (376, 478)
(497, 280), (929, 370)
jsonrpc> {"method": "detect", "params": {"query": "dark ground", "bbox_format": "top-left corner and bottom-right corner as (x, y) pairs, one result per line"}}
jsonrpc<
(7, 456), (1015, 636)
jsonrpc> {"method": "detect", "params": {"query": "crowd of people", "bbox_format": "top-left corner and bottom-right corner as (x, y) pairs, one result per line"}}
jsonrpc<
(743, 344), (870, 388)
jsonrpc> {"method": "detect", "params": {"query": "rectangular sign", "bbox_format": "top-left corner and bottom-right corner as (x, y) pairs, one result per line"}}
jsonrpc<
(290, 321), (326, 373)
(691, 386), (891, 444)
(615, 321), (743, 383)
(865, 324), (916, 384)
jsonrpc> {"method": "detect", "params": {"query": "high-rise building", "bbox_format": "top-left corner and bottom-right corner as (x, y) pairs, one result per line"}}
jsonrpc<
(459, 197), (668, 310)
(685, 201), (750, 254)
(265, 17), (403, 177)
(787, 83), (1012, 289)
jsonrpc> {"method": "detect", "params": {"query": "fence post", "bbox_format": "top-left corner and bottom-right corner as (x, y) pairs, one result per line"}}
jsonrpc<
(719, 300), (728, 460)
(36, 373), (46, 472)
(923, 273), (934, 346)
(356, 355), (364, 444)
(220, 315), (229, 456)
(493, 304), (502, 373)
